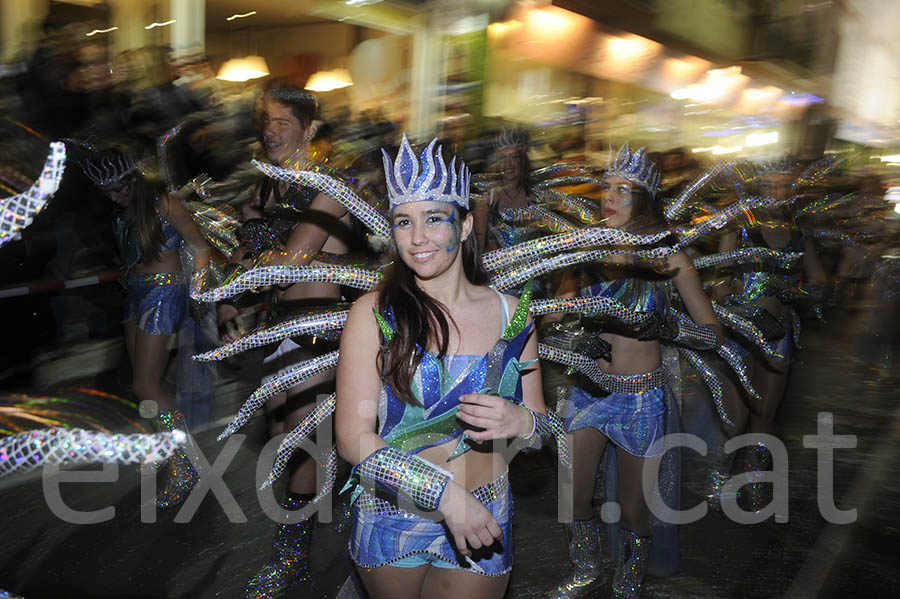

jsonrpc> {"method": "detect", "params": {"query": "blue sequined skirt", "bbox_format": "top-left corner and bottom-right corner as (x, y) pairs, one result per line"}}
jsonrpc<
(350, 473), (513, 576)
(123, 277), (187, 336)
(563, 385), (669, 457)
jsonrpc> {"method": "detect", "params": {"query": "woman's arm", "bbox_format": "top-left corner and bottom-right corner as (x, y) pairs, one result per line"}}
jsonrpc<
(472, 191), (491, 252)
(158, 193), (215, 270)
(714, 231), (741, 300)
(335, 292), (387, 465)
(270, 192), (349, 267)
(669, 250), (724, 344)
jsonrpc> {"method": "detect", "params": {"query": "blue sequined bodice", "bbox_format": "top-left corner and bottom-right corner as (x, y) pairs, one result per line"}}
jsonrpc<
(581, 277), (669, 315)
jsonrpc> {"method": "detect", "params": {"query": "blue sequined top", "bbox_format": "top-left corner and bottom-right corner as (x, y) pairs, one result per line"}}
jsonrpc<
(581, 276), (670, 315)
(734, 225), (803, 304)
(374, 289), (534, 457)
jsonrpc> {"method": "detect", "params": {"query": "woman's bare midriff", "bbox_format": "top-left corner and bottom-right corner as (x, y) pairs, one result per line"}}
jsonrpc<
(596, 333), (662, 375)
(419, 437), (508, 491)
(278, 227), (350, 303)
(132, 248), (181, 275)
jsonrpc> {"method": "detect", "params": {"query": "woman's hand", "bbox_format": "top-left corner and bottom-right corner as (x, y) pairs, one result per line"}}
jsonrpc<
(217, 303), (240, 342)
(439, 482), (503, 557)
(457, 394), (531, 441)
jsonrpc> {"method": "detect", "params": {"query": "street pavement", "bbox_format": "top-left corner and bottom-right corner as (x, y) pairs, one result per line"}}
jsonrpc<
(1, 311), (898, 599)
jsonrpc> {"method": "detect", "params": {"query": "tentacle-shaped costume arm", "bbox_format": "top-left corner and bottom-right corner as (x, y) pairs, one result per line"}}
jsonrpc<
(193, 308), (349, 362)
(530, 296), (656, 328)
(191, 265), (382, 302)
(692, 248), (803, 271)
(715, 342), (761, 401)
(676, 349), (733, 428)
(0, 428), (186, 478)
(790, 307), (802, 349)
(482, 226), (672, 271)
(218, 350), (340, 440)
(498, 205), (580, 233)
(1, 141), (67, 248)
(262, 394), (336, 489)
(712, 302), (785, 362)
(532, 174), (599, 190)
(668, 309), (720, 350)
(664, 160), (757, 222)
(674, 195), (792, 249)
(535, 189), (603, 225)
(491, 247), (672, 292)
(251, 160), (391, 237)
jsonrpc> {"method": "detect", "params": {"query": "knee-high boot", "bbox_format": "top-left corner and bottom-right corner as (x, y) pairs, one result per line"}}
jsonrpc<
(611, 528), (650, 599)
(153, 410), (198, 509)
(546, 517), (603, 599)
(245, 495), (313, 599)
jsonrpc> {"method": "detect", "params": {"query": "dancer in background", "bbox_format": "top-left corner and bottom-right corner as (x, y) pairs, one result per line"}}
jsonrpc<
(82, 148), (215, 508)
(547, 145), (721, 599)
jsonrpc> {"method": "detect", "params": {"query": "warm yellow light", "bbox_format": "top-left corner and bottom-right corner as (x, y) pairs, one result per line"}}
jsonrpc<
(145, 20), (176, 30)
(86, 27), (118, 37)
(607, 35), (658, 62)
(746, 131), (779, 147)
(226, 11), (257, 21)
(488, 20), (523, 35)
(527, 8), (573, 35)
(305, 69), (353, 92)
(216, 56), (270, 82)
(671, 65), (747, 104)
(712, 145), (743, 155)
(880, 154), (900, 162)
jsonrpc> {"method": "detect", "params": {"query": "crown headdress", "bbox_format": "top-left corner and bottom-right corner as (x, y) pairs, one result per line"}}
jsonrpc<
(604, 143), (660, 199)
(493, 127), (528, 154)
(81, 150), (137, 187)
(382, 134), (469, 210)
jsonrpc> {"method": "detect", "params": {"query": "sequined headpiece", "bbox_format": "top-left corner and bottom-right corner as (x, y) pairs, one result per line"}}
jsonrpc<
(493, 127), (528, 154)
(81, 150), (137, 187)
(382, 133), (469, 211)
(604, 143), (660, 199)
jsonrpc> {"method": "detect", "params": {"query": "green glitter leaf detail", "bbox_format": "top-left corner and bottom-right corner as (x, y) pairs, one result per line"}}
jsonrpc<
(373, 308), (395, 342)
(502, 279), (533, 339)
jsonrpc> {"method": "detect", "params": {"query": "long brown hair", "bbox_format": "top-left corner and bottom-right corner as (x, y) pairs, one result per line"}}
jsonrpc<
(128, 173), (167, 264)
(376, 207), (489, 406)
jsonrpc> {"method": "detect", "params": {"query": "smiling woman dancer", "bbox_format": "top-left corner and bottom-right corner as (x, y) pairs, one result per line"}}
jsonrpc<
(547, 145), (722, 599)
(336, 135), (562, 599)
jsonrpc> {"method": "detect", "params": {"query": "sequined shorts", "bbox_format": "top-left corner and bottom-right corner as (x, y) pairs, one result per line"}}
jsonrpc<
(123, 273), (188, 336)
(350, 472), (513, 577)
(561, 384), (670, 458)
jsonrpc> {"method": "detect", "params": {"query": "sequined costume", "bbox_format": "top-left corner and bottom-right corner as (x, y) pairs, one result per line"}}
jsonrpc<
(118, 207), (188, 336)
(348, 290), (531, 575)
(724, 223), (805, 366)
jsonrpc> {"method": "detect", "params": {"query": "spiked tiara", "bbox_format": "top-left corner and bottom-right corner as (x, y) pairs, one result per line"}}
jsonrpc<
(81, 150), (137, 187)
(604, 143), (660, 199)
(493, 127), (528, 154)
(382, 134), (469, 211)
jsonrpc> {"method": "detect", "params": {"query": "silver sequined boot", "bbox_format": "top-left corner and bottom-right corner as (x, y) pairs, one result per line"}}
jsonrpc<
(705, 447), (736, 511)
(611, 528), (650, 599)
(738, 443), (773, 512)
(153, 410), (198, 509)
(546, 518), (603, 599)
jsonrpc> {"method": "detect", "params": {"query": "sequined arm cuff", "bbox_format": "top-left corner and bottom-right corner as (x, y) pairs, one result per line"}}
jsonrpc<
(672, 313), (719, 350)
(352, 446), (453, 512)
(516, 408), (571, 467)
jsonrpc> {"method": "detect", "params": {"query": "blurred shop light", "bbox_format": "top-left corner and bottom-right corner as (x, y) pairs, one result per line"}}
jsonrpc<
(217, 56), (270, 82)
(305, 68), (353, 92)
(488, 20), (523, 35)
(86, 27), (117, 37)
(671, 66), (747, 104)
(739, 86), (782, 113)
(879, 155), (900, 163)
(527, 8), (575, 35)
(712, 145), (742, 155)
(607, 34), (659, 62)
(226, 11), (257, 21)
(887, 187), (900, 203)
(346, 0), (383, 5)
(746, 131), (779, 147)
(145, 20), (176, 30)
(663, 56), (710, 85)
(692, 145), (743, 155)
